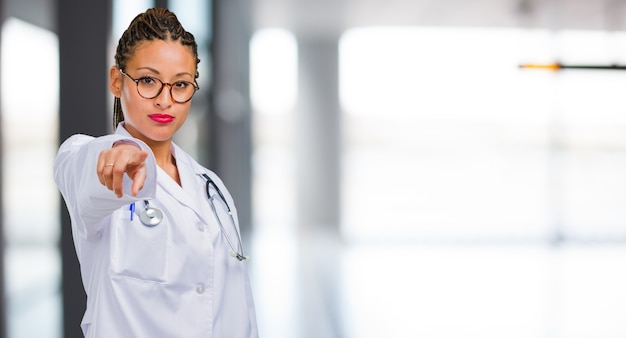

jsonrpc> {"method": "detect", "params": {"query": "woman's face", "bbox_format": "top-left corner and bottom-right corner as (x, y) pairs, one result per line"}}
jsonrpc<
(109, 39), (197, 145)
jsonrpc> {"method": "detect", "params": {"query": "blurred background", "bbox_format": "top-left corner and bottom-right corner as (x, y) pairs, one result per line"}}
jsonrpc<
(3, 0), (626, 337)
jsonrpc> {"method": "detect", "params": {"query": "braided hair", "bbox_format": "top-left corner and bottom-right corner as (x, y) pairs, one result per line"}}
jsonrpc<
(113, 8), (200, 129)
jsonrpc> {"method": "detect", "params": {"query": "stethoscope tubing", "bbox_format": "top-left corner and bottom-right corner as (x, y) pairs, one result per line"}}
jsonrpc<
(202, 173), (247, 261)
(129, 173), (248, 261)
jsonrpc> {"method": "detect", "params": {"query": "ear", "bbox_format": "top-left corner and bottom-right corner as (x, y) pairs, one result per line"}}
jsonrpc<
(109, 66), (122, 97)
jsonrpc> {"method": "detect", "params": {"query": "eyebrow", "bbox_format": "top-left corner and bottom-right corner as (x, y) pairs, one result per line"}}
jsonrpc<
(135, 66), (194, 78)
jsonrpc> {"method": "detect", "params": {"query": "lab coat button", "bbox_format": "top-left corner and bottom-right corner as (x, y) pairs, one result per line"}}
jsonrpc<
(195, 222), (205, 231)
(196, 283), (206, 294)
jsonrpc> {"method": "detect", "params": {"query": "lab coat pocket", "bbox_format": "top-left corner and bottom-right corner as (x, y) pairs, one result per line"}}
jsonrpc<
(110, 208), (169, 283)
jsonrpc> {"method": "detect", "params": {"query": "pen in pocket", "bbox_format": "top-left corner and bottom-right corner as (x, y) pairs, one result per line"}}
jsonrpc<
(129, 202), (135, 221)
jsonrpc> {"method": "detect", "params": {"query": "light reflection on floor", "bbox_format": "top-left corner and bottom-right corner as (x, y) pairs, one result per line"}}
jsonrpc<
(6, 234), (626, 338)
(250, 230), (626, 338)
(5, 246), (62, 338)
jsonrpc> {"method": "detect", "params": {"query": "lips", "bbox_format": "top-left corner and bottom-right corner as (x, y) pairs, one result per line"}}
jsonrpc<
(148, 114), (175, 124)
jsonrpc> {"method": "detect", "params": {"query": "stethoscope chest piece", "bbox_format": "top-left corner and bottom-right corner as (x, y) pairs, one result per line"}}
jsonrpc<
(139, 201), (163, 227)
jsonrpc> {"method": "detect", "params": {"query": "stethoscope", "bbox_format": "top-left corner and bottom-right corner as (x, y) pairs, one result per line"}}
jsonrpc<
(131, 173), (248, 261)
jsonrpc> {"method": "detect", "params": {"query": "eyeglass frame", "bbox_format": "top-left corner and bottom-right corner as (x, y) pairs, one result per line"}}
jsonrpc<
(119, 68), (199, 103)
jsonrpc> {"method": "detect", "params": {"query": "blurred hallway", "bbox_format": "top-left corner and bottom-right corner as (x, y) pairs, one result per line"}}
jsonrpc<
(5, 0), (626, 337)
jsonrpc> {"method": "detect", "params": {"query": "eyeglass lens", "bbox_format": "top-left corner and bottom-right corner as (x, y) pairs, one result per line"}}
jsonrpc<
(136, 77), (196, 103)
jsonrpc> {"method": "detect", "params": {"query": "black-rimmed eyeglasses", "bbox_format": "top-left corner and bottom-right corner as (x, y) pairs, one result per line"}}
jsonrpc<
(120, 68), (199, 103)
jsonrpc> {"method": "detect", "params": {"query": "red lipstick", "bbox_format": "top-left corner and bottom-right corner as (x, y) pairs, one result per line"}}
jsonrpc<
(148, 114), (174, 124)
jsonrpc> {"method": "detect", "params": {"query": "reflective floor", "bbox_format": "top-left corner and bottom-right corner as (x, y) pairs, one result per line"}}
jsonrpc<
(5, 246), (62, 338)
(249, 229), (626, 338)
(7, 234), (626, 338)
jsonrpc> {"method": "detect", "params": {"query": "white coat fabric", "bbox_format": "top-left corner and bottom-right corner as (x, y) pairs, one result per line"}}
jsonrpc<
(53, 125), (258, 338)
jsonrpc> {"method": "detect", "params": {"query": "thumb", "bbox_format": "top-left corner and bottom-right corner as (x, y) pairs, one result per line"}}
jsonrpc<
(130, 150), (149, 166)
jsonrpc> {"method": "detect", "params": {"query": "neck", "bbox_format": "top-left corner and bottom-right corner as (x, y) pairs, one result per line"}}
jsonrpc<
(120, 124), (179, 184)
(148, 140), (174, 168)
(148, 139), (181, 186)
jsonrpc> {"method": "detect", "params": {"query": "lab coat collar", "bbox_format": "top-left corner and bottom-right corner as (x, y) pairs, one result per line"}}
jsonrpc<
(115, 125), (210, 224)
(163, 145), (213, 226)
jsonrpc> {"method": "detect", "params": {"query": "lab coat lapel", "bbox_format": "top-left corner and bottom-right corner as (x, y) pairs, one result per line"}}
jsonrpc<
(156, 166), (195, 207)
(156, 146), (209, 225)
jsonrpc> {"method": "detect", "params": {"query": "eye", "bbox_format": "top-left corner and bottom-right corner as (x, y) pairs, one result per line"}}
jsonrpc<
(173, 81), (191, 89)
(139, 77), (157, 86)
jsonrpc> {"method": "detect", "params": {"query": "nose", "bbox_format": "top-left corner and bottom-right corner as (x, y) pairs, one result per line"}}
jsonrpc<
(155, 83), (174, 107)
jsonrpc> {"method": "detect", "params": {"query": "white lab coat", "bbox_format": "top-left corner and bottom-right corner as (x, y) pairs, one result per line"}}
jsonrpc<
(54, 125), (258, 338)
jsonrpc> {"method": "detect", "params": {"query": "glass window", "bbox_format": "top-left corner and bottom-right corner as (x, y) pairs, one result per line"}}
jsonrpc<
(337, 27), (626, 337)
(249, 28), (299, 338)
(1, 17), (61, 338)
(339, 27), (626, 243)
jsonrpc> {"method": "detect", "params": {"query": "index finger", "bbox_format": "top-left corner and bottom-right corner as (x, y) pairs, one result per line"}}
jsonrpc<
(131, 166), (147, 196)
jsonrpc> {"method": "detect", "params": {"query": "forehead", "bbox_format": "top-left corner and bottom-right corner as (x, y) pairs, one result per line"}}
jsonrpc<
(127, 39), (196, 73)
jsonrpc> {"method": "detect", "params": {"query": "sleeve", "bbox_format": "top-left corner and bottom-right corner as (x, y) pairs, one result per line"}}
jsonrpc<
(53, 134), (158, 240)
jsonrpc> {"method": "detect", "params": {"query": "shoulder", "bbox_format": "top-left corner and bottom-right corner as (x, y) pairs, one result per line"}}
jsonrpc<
(59, 134), (95, 148)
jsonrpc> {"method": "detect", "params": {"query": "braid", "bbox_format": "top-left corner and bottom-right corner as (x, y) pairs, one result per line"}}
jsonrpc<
(113, 8), (200, 129)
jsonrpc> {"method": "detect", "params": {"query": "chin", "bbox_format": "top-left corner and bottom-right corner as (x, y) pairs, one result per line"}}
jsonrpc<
(151, 133), (176, 142)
